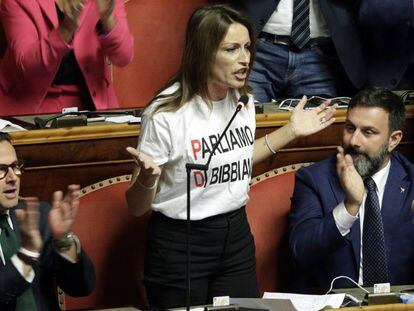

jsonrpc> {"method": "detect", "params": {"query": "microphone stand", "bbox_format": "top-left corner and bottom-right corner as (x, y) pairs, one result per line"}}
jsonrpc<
(185, 163), (207, 311)
(184, 102), (244, 311)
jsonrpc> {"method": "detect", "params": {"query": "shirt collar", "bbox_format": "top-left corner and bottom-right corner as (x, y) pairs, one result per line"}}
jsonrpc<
(370, 158), (391, 194)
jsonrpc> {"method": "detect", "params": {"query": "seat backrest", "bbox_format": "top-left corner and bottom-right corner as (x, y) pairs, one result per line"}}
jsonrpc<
(58, 175), (150, 310)
(246, 163), (311, 296)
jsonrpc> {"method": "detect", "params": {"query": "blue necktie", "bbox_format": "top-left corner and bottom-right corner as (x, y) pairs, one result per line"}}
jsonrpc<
(291, 0), (311, 49)
(362, 177), (389, 286)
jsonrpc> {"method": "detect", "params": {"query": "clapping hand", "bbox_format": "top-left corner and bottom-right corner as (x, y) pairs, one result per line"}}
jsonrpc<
(48, 185), (80, 240)
(15, 197), (42, 253)
(336, 146), (364, 216)
(290, 95), (337, 137)
(57, 0), (87, 41)
(60, 0), (86, 27)
(96, 0), (116, 31)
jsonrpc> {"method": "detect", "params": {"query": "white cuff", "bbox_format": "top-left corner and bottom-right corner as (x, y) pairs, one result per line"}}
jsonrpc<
(11, 254), (35, 282)
(333, 201), (359, 236)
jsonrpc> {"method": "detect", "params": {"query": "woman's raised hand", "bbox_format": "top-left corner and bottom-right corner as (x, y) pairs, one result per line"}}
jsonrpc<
(289, 95), (337, 138)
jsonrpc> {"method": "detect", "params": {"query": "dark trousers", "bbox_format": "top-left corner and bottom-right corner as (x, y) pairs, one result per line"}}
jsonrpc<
(144, 207), (259, 309)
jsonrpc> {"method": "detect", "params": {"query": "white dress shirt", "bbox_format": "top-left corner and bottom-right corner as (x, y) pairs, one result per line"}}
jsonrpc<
(0, 211), (35, 282)
(262, 0), (330, 38)
(333, 159), (391, 285)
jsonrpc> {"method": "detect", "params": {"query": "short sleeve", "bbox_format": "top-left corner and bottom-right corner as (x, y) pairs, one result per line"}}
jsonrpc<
(138, 113), (171, 166)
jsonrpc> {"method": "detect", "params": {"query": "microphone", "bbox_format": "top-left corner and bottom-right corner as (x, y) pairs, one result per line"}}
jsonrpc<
(185, 95), (249, 172)
(236, 94), (248, 111)
(204, 94), (248, 170)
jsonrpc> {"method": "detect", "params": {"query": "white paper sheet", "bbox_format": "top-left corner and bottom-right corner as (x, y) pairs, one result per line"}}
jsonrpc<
(105, 116), (141, 123)
(0, 119), (27, 132)
(263, 292), (345, 311)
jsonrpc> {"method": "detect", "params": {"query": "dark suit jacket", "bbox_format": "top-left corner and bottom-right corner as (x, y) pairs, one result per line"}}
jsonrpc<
(289, 152), (414, 292)
(229, 0), (366, 89)
(0, 202), (95, 310)
(358, 0), (413, 88)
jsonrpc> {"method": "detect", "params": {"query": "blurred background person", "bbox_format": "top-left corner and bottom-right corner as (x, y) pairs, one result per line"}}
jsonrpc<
(228, 0), (365, 103)
(0, 0), (134, 116)
(358, 0), (414, 90)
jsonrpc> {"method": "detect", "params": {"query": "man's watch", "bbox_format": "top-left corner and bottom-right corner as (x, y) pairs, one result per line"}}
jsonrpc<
(54, 232), (77, 252)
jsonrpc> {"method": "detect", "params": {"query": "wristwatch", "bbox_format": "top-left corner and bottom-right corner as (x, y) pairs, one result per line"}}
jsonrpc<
(54, 232), (77, 252)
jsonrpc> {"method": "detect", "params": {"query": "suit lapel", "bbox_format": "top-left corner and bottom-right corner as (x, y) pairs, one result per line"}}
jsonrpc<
(381, 156), (410, 258)
(37, 0), (59, 29)
(328, 163), (361, 270)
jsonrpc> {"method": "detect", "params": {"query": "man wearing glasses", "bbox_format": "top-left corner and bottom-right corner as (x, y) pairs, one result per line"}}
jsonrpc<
(0, 132), (95, 310)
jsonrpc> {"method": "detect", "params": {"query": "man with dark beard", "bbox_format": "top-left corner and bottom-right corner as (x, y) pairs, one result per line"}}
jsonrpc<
(289, 86), (414, 292)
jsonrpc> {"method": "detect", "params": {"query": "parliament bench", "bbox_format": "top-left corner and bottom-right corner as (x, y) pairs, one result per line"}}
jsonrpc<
(58, 163), (310, 309)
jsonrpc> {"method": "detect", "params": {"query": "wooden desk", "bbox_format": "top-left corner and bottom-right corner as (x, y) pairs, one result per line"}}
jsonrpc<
(331, 304), (414, 310)
(326, 285), (414, 310)
(9, 106), (414, 201)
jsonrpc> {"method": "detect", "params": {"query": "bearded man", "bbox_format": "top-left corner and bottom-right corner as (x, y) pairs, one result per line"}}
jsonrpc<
(289, 86), (414, 292)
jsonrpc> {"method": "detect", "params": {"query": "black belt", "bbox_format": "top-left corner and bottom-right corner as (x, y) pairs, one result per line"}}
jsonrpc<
(154, 206), (246, 226)
(258, 32), (332, 49)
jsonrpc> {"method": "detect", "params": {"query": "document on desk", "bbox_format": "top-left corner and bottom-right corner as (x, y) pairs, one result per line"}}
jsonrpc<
(0, 119), (27, 132)
(263, 292), (345, 311)
(105, 116), (141, 123)
(231, 297), (296, 311)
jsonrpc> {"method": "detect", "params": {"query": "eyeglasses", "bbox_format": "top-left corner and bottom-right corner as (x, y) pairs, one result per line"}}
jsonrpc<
(0, 163), (24, 180)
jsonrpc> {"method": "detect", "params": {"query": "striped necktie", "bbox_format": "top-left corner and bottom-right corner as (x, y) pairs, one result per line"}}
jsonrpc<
(0, 214), (37, 310)
(291, 0), (311, 49)
(362, 177), (389, 286)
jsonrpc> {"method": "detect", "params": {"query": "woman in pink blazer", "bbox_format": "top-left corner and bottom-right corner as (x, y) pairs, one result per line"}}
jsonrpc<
(0, 0), (134, 116)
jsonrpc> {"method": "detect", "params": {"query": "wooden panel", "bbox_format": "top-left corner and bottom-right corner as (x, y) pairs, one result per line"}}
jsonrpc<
(10, 106), (414, 201)
(328, 303), (414, 310)
(114, 0), (208, 108)
(20, 163), (134, 202)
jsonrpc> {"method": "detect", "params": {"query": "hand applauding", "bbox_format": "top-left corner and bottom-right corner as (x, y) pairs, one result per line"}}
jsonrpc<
(57, 0), (87, 41)
(336, 146), (364, 216)
(48, 184), (80, 240)
(15, 197), (42, 253)
(96, 0), (116, 32)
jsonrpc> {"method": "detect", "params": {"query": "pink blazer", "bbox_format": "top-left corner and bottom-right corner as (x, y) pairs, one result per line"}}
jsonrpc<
(0, 0), (134, 116)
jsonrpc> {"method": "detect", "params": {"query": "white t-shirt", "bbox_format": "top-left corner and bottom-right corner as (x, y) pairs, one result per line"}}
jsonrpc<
(138, 85), (256, 220)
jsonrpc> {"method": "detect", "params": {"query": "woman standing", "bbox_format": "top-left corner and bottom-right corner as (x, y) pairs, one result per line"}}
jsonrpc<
(126, 4), (335, 309)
